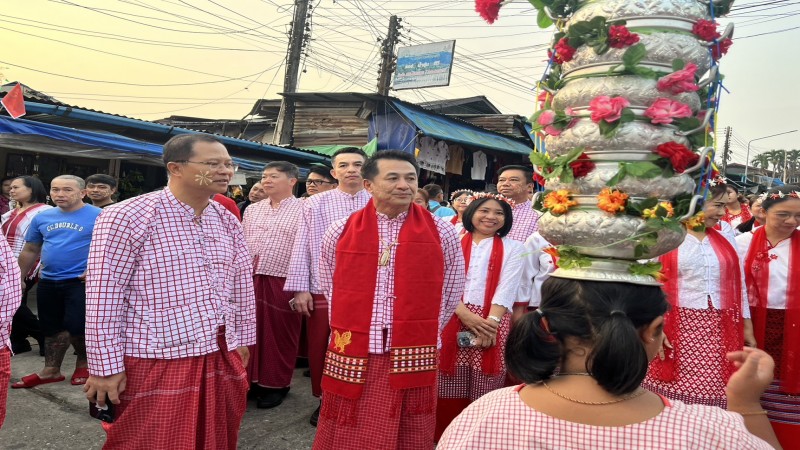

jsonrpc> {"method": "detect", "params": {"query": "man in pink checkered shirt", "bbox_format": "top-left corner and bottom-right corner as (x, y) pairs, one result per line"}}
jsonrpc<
(83, 135), (256, 449)
(312, 150), (465, 449)
(242, 161), (304, 409)
(284, 147), (371, 426)
(0, 236), (22, 429)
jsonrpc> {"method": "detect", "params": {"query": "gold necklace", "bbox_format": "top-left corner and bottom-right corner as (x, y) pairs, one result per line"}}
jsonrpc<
(379, 238), (399, 266)
(541, 381), (646, 405)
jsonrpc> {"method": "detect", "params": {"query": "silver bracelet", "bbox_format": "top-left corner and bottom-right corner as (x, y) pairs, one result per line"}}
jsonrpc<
(487, 315), (502, 324)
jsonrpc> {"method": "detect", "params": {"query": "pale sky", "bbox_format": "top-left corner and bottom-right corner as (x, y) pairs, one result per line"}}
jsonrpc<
(2, 0), (798, 164)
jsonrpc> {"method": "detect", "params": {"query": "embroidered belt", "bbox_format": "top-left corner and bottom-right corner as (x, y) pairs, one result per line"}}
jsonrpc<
(389, 345), (437, 374)
(323, 351), (368, 384)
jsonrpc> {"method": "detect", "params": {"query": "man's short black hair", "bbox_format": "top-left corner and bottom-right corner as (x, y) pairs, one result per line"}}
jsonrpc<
(332, 147), (368, 164)
(462, 196), (514, 237)
(86, 174), (118, 189)
(308, 165), (337, 183)
(263, 161), (299, 179)
(361, 150), (419, 181)
(162, 134), (223, 166)
(498, 165), (533, 183)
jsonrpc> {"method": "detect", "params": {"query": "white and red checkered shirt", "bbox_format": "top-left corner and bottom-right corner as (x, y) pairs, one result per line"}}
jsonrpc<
(0, 237), (21, 351)
(319, 207), (465, 354)
(242, 196), (303, 277)
(438, 386), (773, 449)
(506, 200), (540, 243)
(85, 188), (256, 376)
(284, 188), (371, 294)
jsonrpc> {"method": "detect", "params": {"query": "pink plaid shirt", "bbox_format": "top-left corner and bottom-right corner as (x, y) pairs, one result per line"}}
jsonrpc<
(319, 207), (465, 354)
(242, 196), (303, 278)
(85, 188), (256, 376)
(506, 200), (540, 243)
(284, 188), (371, 294)
(0, 237), (21, 351)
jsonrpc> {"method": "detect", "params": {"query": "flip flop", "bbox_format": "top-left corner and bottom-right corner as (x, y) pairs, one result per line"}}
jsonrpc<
(11, 373), (66, 389)
(71, 367), (90, 386)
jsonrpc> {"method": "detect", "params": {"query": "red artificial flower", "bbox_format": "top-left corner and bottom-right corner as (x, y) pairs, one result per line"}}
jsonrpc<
(655, 142), (700, 173)
(608, 25), (640, 49)
(548, 38), (576, 64)
(692, 19), (721, 41)
(533, 172), (546, 187)
(476, 0), (504, 24)
(569, 153), (595, 178)
(711, 38), (732, 60)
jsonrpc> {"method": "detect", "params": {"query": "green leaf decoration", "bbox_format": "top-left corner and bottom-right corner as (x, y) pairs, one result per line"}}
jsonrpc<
(528, 0), (546, 9)
(628, 261), (664, 279)
(672, 58), (685, 71)
(537, 9), (554, 28)
(557, 245), (592, 270)
(619, 108), (635, 124)
(622, 44), (647, 68)
(632, 66), (658, 79)
(606, 164), (627, 187)
(530, 151), (550, 168)
(623, 161), (662, 178)
(598, 119), (620, 138)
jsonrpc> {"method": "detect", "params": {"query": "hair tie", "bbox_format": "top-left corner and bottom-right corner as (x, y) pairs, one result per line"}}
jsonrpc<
(535, 308), (546, 318)
(609, 310), (627, 318)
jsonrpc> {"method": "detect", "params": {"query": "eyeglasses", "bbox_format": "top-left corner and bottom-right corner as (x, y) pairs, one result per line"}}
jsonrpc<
(174, 160), (239, 173)
(306, 179), (335, 186)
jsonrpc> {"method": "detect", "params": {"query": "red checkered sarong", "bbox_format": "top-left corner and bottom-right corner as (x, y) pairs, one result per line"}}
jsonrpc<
(307, 294), (330, 398)
(760, 309), (800, 450)
(0, 347), (9, 429)
(313, 353), (437, 450)
(103, 332), (248, 449)
(248, 275), (301, 388)
(642, 305), (729, 408)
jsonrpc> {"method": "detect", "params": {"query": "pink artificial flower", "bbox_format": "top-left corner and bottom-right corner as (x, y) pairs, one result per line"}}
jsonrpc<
(565, 106), (579, 129)
(476, 0), (504, 24)
(588, 96), (630, 123)
(656, 63), (699, 95)
(608, 25), (640, 49)
(543, 125), (562, 136)
(692, 19), (721, 41)
(537, 90), (550, 109)
(711, 38), (732, 60)
(537, 110), (556, 126)
(644, 98), (694, 125)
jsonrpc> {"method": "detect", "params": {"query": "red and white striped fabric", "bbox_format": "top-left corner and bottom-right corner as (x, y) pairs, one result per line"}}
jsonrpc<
(284, 189), (371, 295)
(0, 347), (10, 429)
(242, 196), (303, 277)
(319, 209), (465, 354)
(85, 188), (256, 376)
(438, 386), (773, 449)
(0, 236), (22, 351)
(506, 200), (540, 243)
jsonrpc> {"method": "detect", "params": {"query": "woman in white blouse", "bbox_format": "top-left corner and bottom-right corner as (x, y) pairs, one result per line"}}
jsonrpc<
(643, 183), (754, 408)
(736, 185), (800, 449)
(435, 193), (525, 441)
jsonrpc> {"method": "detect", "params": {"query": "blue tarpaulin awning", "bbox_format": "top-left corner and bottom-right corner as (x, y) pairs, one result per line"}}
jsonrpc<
(389, 100), (533, 156)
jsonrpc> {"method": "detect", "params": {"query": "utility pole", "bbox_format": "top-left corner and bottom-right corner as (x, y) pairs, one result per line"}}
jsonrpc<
(273, 0), (310, 145)
(377, 15), (401, 96)
(721, 126), (731, 177)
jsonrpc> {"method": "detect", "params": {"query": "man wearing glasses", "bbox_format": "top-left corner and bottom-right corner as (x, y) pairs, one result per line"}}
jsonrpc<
(305, 164), (338, 197)
(84, 134), (256, 449)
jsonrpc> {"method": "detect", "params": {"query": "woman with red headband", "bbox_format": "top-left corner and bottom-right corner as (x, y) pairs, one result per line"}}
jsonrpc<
(435, 192), (525, 441)
(737, 185), (800, 448)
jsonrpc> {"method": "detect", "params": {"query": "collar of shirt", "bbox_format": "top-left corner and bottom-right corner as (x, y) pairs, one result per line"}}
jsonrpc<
(513, 200), (532, 211)
(333, 188), (368, 200)
(376, 210), (409, 223)
(267, 196), (297, 209)
(163, 187), (217, 220)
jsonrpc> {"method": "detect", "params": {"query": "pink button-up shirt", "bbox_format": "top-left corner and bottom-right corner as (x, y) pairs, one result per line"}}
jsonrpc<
(242, 196), (303, 278)
(284, 188), (371, 294)
(0, 237), (22, 351)
(506, 200), (540, 243)
(85, 188), (256, 376)
(319, 207), (465, 354)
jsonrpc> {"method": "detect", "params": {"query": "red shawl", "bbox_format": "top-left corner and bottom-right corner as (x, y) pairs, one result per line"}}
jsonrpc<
(322, 201), (444, 399)
(440, 234), (504, 376)
(651, 228), (743, 382)
(450, 215), (459, 225)
(744, 227), (800, 393)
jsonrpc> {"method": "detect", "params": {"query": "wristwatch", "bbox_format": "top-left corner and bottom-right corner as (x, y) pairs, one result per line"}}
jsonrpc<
(487, 315), (502, 324)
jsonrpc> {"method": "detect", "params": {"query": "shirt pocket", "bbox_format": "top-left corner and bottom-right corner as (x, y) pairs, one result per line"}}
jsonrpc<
(144, 304), (208, 349)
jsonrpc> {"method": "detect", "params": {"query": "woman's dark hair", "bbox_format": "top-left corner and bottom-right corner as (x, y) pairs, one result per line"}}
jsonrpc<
(506, 278), (669, 396)
(708, 183), (729, 200)
(762, 185), (800, 211)
(461, 196), (513, 237)
(13, 176), (48, 204)
(737, 217), (757, 234)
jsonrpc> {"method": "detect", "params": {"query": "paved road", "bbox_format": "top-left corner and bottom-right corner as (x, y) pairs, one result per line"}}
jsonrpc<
(2, 345), (320, 449)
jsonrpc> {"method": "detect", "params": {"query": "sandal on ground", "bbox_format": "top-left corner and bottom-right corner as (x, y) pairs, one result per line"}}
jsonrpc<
(71, 367), (90, 385)
(11, 373), (66, 389)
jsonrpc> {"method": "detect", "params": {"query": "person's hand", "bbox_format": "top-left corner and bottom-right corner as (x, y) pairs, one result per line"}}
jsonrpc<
(474, 329), (497, 348)
(84, 372), (127, 408)
(79, 271), (87, 281)
(658, 334), (673, 361)
(236, 346), (250, 367)
(292, 292), (314, 317)
(744, 320), (757, 347)
(457, 306), (498, 338)
(725, 347), (775, 408)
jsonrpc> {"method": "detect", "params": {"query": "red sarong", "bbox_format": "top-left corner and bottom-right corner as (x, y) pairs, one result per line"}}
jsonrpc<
(249, 275), (301, 388)
(314, 353), (436, 450)
(307, 294), (330, 398)
(103, 332), (248, 449)
(0, 347), (9, 429)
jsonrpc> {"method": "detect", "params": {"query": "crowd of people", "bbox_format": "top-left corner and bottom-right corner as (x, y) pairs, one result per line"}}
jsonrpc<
(0, 134), (794, 449)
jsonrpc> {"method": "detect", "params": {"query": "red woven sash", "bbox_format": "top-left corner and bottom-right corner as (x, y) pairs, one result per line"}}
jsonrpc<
(744, 227), (800, 393)
(440, 234), (504, 376)
(322, 201), (444, 399)
(651, 228), (743, 382)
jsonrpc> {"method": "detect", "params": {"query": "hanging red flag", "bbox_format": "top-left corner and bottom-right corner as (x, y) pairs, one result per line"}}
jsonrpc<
(1, 83), (26, 119)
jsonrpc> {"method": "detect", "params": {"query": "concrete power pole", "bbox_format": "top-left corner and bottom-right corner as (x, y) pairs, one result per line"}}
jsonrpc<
(377, 15), (401, 96)
(273, 0), (310, 145)
(721, 126), (731, 177)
